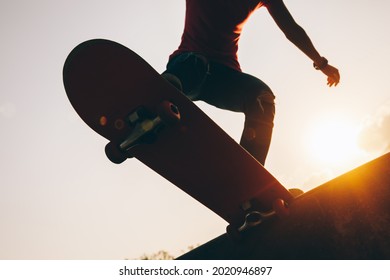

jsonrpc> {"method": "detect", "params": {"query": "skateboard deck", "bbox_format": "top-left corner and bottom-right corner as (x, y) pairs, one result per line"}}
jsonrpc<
(63, 39), (294, 231)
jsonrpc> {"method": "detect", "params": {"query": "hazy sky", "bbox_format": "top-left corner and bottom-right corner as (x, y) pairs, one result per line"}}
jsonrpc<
(1, 0), (389, 259)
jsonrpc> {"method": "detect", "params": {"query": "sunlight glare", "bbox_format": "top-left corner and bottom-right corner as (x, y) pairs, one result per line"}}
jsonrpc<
(307, 118), (361, 166)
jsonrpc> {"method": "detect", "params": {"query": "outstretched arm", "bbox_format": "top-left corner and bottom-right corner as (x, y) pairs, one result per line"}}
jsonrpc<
(264, 0), (340, 87)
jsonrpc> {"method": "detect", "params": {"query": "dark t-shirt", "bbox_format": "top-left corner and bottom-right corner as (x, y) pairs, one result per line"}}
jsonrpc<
(171, 0), (266, 71)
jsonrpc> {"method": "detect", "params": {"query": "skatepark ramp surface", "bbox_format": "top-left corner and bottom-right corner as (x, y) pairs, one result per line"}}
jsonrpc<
(177, 153), (390, 260)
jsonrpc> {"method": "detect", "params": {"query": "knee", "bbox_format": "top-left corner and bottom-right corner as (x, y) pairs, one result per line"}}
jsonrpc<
(258, 90), (275, 107)
(245, 89), (276, 125)
(258, 90), (275, 118)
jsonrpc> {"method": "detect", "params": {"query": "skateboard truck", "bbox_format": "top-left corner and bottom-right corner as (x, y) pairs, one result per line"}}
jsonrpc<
(227, 198), (289, 239)
(237, 211), (275, 232)
(105, 101), (180, 164)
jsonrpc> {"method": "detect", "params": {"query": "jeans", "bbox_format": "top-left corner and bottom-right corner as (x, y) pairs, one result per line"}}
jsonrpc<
(163, 52), (275, 165)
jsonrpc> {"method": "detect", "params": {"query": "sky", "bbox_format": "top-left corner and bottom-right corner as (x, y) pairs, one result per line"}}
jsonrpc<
(1, 0), (389, 260)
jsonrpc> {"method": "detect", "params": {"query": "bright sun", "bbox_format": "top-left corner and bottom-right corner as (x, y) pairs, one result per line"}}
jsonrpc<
(307, 118), (362, 166)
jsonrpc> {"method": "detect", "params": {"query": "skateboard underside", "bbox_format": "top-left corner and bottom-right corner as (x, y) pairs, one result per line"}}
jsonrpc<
(63, 39), (294, 231)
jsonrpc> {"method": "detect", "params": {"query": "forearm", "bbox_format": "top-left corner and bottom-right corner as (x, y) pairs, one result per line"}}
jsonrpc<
(266, 0), (340, 86)
(284, 24), (323, 66)
(265, 0), (323, 66)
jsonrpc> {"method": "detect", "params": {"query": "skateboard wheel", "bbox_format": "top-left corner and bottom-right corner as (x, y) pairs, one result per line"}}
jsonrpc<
(273, 198), (290, 218)
(158, 101), (180, 125)
(105, 142), (127, 164)
(226, 224), (242, 242)
(289, 188), (304, 198)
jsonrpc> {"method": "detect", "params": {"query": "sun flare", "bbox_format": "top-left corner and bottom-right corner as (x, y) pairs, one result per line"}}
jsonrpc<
(307, 118), (362, 166)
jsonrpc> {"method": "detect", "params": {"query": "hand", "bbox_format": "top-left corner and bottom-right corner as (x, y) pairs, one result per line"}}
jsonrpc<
(321, 64), (340, 87)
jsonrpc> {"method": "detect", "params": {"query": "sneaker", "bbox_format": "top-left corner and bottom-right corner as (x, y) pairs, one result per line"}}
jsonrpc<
(161, 73), (183, 91)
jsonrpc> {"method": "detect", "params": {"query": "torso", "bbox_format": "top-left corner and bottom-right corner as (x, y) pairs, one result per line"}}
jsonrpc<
(171, 0), (264, 71)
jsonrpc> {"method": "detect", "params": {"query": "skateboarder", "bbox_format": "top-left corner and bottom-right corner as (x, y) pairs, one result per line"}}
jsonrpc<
(163, 0), (340, 165)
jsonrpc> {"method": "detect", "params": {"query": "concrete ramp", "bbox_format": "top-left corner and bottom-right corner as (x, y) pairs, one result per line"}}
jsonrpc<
(178, 153), (390, 259)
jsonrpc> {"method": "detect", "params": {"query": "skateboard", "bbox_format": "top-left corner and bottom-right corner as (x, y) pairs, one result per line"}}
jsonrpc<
(63, 39), (294, 234)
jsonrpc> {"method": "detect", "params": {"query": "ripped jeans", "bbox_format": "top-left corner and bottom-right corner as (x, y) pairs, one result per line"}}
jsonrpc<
(163, 53), (275, 165)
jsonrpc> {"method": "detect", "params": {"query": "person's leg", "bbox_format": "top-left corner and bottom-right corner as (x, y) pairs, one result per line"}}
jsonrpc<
(199, 63), (275, 165)
(162, 52), (209, 99)
(163, 55), (275, 165)
(239, 91), (275, 165)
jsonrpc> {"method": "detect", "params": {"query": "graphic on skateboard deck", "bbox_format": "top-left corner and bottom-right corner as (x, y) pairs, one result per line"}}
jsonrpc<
(63, 39), (294, 233)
